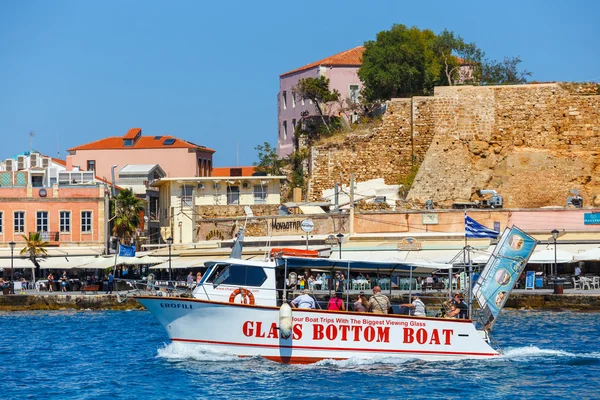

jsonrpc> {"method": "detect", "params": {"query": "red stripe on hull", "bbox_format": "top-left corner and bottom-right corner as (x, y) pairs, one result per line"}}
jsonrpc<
(171, 337), (499, 359)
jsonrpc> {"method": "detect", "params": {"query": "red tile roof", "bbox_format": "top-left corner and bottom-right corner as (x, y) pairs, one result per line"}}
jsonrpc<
(212, 166), (256, 177)
(67, 129), (215, 153)
(123, 127), (141, 139)
(281, 46), (365, 77)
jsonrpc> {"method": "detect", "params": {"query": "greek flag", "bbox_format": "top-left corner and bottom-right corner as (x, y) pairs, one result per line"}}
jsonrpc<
(465, 215), (500, 238)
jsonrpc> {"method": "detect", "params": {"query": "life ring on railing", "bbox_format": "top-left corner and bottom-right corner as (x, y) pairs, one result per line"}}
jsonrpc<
(229, 288), (255, 305)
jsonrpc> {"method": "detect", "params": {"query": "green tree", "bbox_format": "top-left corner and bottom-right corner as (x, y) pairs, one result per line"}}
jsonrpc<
(253, 142), (284, 176)
(112, 188), (144, 244)
(435, 29), (484, 86)
(295, 76), (340, 133)
(358, 24), (440, 101)
(481, 56), (531, 85)
(20, 232), (49, 280)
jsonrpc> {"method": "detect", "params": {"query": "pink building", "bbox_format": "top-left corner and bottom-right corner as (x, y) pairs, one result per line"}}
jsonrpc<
(66, 128), (215, 180)
(277, 46), (365, 158)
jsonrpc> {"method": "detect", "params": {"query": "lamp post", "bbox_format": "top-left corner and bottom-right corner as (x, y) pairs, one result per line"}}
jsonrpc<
(9, 241), (15, 294)
(551, 229), (560, 294)
(336, 233), (344, 259)
(167, 236), (173, 282)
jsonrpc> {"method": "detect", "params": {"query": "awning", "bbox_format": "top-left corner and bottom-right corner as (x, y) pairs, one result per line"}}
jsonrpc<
(298, 205), (326, 214)
(150, 256), (232, 270)
(279, 256), (453, 273)
(0, 258), (35, 269)
(527, 248), (575, 264)
(122, 255), (168, 265)
(38, 256), (100, 270)
(574, 247), (600, 261)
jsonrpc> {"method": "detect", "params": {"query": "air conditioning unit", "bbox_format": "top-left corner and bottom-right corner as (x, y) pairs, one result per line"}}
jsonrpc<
(30, 153), (39, 167)
(198, 183), (205, 189)
(213, 183), (220, 189)
(17, 155), (26, 170)
(5, 159), (14, 171)
(242, 182), (250, 189)
(41, 158), (50, 168)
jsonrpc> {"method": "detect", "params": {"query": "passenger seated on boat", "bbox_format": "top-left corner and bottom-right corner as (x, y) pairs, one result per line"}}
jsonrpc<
(368, 286), (391, 314)
(327, 292), (346, 311)
(353, 291), (369, 312)
(291, 289), (316, 309)
(445, 304), (460, 318)
(314, 274), (322, 290)
(452, 293), (469, 319)
(400, 293), (427, 317)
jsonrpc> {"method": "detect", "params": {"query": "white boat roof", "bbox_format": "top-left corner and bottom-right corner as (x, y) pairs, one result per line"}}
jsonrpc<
(278, 256), (453, 273)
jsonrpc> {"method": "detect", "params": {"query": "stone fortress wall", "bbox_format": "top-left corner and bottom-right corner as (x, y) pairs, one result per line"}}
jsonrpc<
(308, 83), (600, 208)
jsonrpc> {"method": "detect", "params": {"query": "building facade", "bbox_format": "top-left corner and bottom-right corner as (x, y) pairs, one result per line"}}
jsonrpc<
(152, 167), (285, 244)
(277, 46), (364, 158)
(66, 128), (215, 180)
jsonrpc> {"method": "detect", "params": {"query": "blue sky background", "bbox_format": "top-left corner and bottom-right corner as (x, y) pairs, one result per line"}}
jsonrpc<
(1, 0), (598, 167)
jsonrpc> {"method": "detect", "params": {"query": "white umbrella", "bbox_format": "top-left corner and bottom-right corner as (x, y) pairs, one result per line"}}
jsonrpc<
(573, 247), (600, 261)
(527, 248), (575, 264)
(123, 255), (167, 265)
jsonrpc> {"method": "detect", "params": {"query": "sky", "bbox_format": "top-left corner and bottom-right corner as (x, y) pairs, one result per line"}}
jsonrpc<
(0, 0), (598, 167)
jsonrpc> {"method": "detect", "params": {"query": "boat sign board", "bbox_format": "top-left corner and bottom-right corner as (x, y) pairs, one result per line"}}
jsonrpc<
(584, 213), (600, 225)
(301, 219), (314, 233)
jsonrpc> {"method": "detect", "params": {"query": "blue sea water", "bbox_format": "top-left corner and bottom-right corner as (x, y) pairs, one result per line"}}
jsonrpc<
(1, 310), (599, 400)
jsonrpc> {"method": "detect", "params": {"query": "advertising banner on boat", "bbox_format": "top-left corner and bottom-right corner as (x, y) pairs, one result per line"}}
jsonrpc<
(473, 226), (536, 327)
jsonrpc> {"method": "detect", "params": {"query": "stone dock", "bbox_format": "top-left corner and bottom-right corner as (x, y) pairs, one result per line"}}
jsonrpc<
(1, 289), (600, 312)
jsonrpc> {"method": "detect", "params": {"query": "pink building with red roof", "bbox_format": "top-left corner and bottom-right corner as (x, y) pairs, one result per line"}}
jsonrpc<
(277, 46), (365, 158)
(66, 128), (215, 179)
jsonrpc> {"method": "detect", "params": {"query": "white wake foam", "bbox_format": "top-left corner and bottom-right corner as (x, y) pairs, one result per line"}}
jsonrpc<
(156, 342), (240, 362)
(501, 346), (600, 360)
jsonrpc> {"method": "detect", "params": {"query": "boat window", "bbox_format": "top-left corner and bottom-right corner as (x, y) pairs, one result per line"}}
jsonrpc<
(206, 264), (267, 287)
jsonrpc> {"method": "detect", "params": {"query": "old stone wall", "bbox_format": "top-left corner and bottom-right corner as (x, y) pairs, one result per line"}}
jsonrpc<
(308, 82), (600, 208)
(308, 98), (437, 200)
(409, 83), (600, 208)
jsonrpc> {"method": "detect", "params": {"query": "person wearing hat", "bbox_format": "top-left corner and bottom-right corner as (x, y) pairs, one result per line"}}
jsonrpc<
(291, 289), (316, 309)
(353, 291), (369, 312)
(400, 293), (427, 317)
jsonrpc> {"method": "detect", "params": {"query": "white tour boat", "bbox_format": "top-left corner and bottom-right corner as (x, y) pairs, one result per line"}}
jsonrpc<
(136, 226), (536, 364)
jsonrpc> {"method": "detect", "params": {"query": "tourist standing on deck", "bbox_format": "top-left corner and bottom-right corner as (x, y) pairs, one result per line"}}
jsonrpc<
(400, 293), (426, 317)
(106, 270), (114, 294)
(196, 272), (202, 285)
(327, 292), (345, 311)
(291, 289), (316, 309)
(354, 291), (369, 312)
(187, 272), (194, 289)
(368, 286), (391, 314)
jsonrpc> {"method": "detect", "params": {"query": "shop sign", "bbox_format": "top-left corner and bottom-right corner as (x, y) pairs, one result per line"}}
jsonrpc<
(397, 237), (422, 251)
(584, 213), (600, 225)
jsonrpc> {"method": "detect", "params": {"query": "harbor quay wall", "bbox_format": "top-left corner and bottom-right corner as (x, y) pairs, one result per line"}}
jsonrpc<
(307, 83), (600, 208)
(0, 294), (144, 311)
(1, 293), (599, 311)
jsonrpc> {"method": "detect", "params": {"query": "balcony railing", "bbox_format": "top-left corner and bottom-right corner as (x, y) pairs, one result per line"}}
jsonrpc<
(38, 231), (60, 242)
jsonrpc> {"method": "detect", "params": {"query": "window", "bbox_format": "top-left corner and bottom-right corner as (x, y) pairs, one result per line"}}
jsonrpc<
(292, 119), (297, 132)
(253, 185), (267, 205)
(81, 211), (92, 233)
(301, 96), (305, 106)
(60, 211), (71, 233)
(349, 85), (360, 103)
(163, 138), (176, 145)
(282, 91), (287, 110)
(181, 185), (193, 207)
(206, 263), (267, 287)
(87, 160), (96, 172)
(123, 139), (133, 146)
(14, 211), (25, 233)
(37, 211), (48, 233)
(292, 91), (296, 108)
(0, 211), (3, 233)
(227, 186), (240, 205)
(283, 121), (288, 140)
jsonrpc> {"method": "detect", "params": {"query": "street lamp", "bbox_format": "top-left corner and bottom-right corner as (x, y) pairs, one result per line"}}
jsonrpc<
(9, 241), (15, 294)
(336, 233), (344, 259)
(167, 237), (173, 282)
(551, 229), (560, 294)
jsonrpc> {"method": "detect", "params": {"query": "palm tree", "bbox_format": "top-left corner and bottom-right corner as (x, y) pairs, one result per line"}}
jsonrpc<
(20, 232), (49, 281)
(112, 188), (145, 244)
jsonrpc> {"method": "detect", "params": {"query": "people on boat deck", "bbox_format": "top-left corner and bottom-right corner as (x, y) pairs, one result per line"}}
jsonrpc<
(307, 275), (315, 290)
(187, 272), (194, 288)
(400, 293), (427, 317)
(335, 273), (345, 296)
(353, 291), (369, 312)
(445, 304), (460, 318)
(368, 286), (391, 314)
(327, 292), (346, 311)
(291, 289), (316, 309)
(299, 276), (306, 290)
(314, 274), (322, 290)
(452, 293), (469, 319)
(196, 272), (202, 285)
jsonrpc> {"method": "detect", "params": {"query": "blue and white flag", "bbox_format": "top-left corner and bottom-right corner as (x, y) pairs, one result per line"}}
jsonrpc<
(465, 215), (500, 238)
(118, 244), (136, 257)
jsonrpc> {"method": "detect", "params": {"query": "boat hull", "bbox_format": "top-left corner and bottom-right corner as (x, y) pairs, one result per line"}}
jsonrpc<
(137, 296), (499, 364)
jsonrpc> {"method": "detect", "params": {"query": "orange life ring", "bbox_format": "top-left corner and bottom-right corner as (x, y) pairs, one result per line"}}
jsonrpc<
(229, 288), (255, 305)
